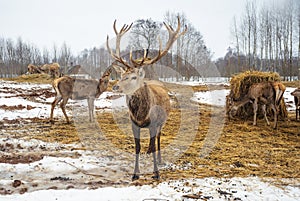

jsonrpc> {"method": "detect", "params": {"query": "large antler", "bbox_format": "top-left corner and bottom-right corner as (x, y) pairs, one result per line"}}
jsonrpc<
(106, 20), (133, 69)
(107, 16), (187, 69)
(130, 16), (187, 67)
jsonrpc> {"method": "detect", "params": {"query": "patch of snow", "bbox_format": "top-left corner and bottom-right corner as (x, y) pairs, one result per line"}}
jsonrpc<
(191, 89), (229, 106)
(0, 177), (299, 201)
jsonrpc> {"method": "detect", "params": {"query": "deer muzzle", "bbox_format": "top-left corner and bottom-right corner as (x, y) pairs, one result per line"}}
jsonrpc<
(112, 85), (120, 92)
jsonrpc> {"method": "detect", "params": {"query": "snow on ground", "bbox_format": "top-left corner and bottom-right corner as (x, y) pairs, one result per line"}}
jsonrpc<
(0, 80), (127, 121)
(191, 89), (229, 106)
(0, 176), (299, 201)
(0, 79), (299, 200)
(0, 137), (299, 200)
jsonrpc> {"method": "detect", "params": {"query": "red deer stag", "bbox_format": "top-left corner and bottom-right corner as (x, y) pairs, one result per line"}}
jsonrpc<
(228, 82), (285, 129)
(50, 68), (111, 123)
(106, 17), (187, 180)
(291, 88), (300, 120)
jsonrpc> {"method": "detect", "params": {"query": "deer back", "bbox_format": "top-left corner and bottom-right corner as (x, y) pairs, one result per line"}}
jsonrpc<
(72, 79), (100, 100)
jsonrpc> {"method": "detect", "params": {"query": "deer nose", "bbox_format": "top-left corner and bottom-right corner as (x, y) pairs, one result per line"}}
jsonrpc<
(112, 85), (119, 91)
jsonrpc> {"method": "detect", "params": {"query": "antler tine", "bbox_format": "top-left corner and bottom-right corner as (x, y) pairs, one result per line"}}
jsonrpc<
(141, 16), (187, 65)
(113, 20), (118, 35)
(130, 48), (149, 67)
(107, 20), (133, 69)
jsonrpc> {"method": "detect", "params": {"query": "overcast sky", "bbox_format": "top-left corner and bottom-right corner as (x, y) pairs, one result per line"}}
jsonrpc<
(0, 0), (283, 60)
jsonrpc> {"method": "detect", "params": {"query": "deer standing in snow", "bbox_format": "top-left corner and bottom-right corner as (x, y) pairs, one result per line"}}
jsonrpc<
(106, 17), (187, 180)
(50, 68), (111, 123)
(228, 82), (286, 129)
(291, 88), (300, 120)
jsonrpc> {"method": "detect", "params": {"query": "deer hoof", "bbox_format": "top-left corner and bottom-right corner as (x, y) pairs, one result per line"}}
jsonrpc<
(147, 147), (153, 154)
(152, 172), (160, 180)
(132, 174), (139, 181)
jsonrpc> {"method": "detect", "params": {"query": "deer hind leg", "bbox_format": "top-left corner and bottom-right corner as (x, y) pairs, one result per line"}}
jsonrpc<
(132, 123), (141, 181)
(261, 104), (270, 126)
(50, 96), (62, 123)
(60, 97), (70, 123)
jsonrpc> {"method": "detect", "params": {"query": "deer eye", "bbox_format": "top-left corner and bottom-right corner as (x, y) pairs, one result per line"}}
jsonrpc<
(132, 76), (137, 80)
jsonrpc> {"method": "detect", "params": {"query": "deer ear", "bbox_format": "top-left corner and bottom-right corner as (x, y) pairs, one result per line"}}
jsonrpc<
(138, 68), (145, 79)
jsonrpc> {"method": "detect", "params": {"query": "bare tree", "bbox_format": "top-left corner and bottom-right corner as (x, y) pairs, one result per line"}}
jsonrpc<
(129, 18), (162, 50)
(59, 42), (72, 67)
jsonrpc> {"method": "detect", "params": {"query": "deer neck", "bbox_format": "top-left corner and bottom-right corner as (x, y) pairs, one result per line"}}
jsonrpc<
(232, 96), (251, 110)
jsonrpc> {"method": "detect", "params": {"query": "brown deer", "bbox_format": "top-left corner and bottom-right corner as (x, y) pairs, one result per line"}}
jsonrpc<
(27, 63), (61, 78)
(291, 88), (300, 120)
(50, 68), (112, 123)
(228, 82), (285, 129)
(106, 17), (187, 180)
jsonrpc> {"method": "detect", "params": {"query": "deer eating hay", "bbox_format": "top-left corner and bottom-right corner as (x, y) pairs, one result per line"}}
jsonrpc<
(228, 81), (286, 129)
(106, 17), (187, 180)
(27, 63), (61, 78)
(50, 68), (111, 123)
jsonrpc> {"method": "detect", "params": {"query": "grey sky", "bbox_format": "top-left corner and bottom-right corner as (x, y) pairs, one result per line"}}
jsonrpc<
(0, 0), (276, 59)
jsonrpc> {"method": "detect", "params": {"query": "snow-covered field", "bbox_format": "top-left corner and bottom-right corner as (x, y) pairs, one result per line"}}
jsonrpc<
(0, 80), (299, 200)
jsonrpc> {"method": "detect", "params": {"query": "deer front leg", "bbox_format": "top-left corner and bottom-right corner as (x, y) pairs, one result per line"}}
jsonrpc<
(87, 98), (95, 122)
(149, 126), (159, 180)
(252, 99), (258, 126)
(132, 123), (141, 181)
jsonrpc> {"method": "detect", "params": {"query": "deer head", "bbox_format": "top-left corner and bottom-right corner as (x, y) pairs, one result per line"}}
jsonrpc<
(107, 17), (187, 95)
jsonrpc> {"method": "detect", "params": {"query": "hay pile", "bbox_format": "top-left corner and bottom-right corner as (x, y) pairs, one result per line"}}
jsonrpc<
(226, 71), (288, 120)
(5, 74), (53, 84)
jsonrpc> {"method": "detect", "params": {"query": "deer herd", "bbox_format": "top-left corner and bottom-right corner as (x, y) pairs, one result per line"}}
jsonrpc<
(24, 17), (300, 180)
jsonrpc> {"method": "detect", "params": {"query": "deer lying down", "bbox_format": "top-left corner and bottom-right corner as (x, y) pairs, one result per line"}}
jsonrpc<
(50, 69), (111, 123)
(228, 82), (286, 129)
(291, 88), (300, 120)
(107, 17), (187, 180)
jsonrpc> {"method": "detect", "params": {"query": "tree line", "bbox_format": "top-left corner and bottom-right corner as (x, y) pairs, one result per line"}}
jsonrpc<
(0, 37), (74, 77)
(216, 0), (300, 80)
(0, 11), (212, 80)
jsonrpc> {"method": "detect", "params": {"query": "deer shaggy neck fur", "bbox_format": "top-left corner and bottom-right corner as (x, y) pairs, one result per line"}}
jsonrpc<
(127, 82), (170, 128)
